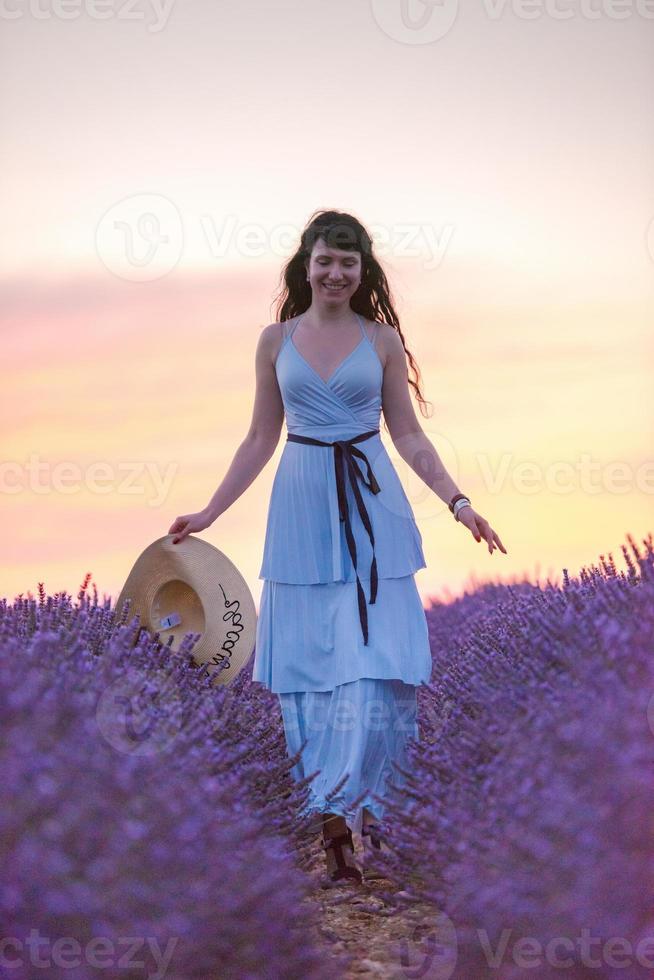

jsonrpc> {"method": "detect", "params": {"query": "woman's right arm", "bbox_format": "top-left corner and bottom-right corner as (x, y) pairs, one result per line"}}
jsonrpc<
(169, 323), (284, 544)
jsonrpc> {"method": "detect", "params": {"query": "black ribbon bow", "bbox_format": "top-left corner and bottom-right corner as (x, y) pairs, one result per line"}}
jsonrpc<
(286, 428), (382, 645)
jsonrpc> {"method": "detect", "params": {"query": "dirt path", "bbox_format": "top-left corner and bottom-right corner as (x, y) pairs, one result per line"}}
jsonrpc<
(301, 832), (443, 979)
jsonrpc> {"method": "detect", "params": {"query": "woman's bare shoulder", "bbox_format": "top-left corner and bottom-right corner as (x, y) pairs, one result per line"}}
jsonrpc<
(362, 317), (393, 336)
(362, 318), (395, 369)
(258, 321), (288, 366)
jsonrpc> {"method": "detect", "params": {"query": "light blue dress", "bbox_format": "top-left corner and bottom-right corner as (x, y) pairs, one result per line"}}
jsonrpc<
(251, 312), (432, 835)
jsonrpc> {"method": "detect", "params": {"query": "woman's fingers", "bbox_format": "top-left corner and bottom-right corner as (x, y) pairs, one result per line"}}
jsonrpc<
(476, 516), (503, 554)
(457, 508), (480, 542)
(481, 525), (508, 556)
(474, 516), (492, 552)
(463, 509), (507, 556)
(169, 517), (188, 544)
(493, 530), (508, 554)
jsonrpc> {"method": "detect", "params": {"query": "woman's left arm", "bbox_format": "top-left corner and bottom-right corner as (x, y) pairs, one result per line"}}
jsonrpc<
(380, 326), (507, 556)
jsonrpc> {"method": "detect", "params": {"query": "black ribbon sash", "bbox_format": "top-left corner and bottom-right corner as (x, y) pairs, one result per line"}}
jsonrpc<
(286, 428), (382, 645)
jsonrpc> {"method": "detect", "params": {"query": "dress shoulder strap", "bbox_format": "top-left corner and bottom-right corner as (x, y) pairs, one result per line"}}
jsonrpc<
(357, 315), (380, 350)
(280, 318), (295, 342)
(355, 313), (378, 349)
(285, 315), (303, 341)
(285, 312), (376, 344)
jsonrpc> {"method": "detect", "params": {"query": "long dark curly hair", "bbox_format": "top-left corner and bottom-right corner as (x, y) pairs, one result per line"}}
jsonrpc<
(271, 209), (433, 431)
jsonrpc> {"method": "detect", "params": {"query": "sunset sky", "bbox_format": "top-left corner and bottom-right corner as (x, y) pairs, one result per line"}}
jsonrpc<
(2, 1), (652, 614)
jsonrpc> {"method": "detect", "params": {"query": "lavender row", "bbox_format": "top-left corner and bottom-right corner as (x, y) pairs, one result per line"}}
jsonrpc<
(0, 580), (340, 980)
(365, 532), (654, 980)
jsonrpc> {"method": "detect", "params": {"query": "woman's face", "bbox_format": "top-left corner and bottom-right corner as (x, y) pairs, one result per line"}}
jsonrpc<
(305, 239), (362, 305)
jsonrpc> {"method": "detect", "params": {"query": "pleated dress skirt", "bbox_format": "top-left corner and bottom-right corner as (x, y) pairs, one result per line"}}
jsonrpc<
(255, 573), (431, 836)
(278, 678), (419, 837)
(251, 313), (433, 835)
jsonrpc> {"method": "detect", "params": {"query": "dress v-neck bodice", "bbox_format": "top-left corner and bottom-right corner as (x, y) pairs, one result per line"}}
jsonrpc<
(274, 311), (383, 440)
(254, 310), (431, 697)
(287, 312), (375, 386)
(259, 310), (427, 585)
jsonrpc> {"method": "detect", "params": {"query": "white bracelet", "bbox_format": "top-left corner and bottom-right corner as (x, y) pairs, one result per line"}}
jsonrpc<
(453, 498), (471, 520)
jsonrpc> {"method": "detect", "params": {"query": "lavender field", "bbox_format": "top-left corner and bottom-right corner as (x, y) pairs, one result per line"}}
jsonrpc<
(2, 532), (652, 979)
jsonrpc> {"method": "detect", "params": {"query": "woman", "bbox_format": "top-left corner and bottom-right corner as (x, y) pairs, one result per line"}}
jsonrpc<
(168, 209), (507, 885)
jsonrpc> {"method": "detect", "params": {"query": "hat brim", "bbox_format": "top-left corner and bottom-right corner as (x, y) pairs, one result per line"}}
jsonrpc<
(114, 534), (257, 686)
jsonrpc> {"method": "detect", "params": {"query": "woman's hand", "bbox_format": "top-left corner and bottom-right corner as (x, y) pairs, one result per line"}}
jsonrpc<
(168, 509), (214, 545)
(456, 505), (507, 555)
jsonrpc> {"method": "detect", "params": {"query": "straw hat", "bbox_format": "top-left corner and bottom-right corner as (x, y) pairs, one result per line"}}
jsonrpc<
(114, 534), (256, 687)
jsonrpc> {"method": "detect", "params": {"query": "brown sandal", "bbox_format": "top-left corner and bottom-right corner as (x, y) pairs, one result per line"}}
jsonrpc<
(361, 822), (384, 849)
(361, 822), (386, 881)
(322, 827), (363, 885)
